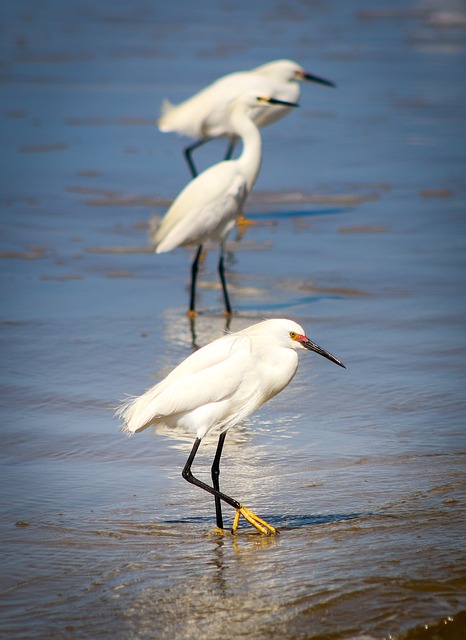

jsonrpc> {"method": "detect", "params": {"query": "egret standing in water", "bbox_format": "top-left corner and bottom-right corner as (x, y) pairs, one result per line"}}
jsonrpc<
(118, 318), (345, 535)
(158, 59), (336, 177)
(154, 92), (298, 316)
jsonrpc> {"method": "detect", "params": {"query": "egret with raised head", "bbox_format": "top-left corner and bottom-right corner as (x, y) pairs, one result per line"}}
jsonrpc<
(154, 92), (298, 316)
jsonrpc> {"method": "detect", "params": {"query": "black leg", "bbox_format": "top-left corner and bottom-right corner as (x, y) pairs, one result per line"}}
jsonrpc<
(211, 432), (227, 529)
(182, 437), (241, 512)
(224, 137), (237, 161)
(184, 138), (210, 178)
(218, 245), (232, 315)
(182, 437), (278, 535)
(189, 244), (203, 315)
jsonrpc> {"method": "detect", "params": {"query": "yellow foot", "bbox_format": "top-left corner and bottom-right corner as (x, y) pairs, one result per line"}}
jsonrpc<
(237, 214), (255, 227)
(232, 505), (278, 535)
(209, 526), (227, 536)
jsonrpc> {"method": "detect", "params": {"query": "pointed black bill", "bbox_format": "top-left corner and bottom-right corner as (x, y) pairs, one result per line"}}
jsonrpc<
(262, 97), (299, 108)
(303, 72), (336, 88)
(302, 339), (345, 368)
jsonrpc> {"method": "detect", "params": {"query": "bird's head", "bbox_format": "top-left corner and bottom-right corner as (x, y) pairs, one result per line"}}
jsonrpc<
(247, 319), (345, 368)
(227, 91), (299, 122)
(289, 326), (345, 368)
(256, 95), (300, 109)
(295, 67), (336, 88)
(256, 59), (336, 88)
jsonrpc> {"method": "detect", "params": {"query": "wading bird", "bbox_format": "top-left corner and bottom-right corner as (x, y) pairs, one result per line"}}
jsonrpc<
(154, 92), (298, 316)
(158, 59), (336, 177)
(118, 318), (345, 535)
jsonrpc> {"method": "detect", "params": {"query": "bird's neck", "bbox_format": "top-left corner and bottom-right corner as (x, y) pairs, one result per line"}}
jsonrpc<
(230, 111), (263, 193)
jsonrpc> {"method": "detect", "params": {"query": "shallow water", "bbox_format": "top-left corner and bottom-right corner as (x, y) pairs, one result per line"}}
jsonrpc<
(1, 0), (466, 638)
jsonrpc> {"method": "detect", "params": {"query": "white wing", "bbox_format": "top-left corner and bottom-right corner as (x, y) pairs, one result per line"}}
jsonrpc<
(158, 60), (303, 138)
(154, 161), (247, 252)
(118, 333), (251, 433)
(158, 70), (254, 138)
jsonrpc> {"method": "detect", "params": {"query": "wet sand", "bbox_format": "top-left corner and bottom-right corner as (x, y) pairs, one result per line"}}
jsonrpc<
(1, 1), (465, 638)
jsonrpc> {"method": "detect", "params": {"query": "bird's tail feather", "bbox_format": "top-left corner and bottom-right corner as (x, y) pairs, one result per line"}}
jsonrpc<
(158, 99), (175, 130)
(115, 396), (152, 436)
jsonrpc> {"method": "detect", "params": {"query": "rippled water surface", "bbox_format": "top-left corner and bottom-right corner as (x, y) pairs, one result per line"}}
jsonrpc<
(1, 1), (465, 638)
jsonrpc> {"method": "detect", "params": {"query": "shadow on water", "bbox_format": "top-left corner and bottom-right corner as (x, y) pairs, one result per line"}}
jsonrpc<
(246, 207), (347, 219)
(261, 512), (368, 530)
(238, 294), (345, 313)
(166, 512), (367, 531)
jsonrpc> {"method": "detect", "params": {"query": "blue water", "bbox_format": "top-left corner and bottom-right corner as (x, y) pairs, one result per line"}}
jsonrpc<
(1, 1), (465, 638)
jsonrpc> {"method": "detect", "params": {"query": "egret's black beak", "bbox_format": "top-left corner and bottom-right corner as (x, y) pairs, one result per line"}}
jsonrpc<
(262, 97), (300, 108)
(302, 338), (345, 368)
(303, 72), (336, 89)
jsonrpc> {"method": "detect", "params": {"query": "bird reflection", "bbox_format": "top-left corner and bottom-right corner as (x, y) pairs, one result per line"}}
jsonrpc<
(189, 313), (232, 350)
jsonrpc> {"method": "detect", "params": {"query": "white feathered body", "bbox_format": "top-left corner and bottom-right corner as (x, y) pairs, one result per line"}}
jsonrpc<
(154, 161), (247, 253)
(154, 93), (265, 254)
(158, 60), (303, 140)
(118, 319), (301, 440)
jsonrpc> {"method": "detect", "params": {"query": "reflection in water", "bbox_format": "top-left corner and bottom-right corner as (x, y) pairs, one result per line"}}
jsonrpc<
(23, 493), (457, 640)
(189, 313), (232, 350)
(161, 306), (238, 351)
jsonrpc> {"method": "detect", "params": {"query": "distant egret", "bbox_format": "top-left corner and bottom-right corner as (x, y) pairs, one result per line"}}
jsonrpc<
(118, 318), (345, 535)
(154, 92), (298, 316)
(158, 59), (336, 177)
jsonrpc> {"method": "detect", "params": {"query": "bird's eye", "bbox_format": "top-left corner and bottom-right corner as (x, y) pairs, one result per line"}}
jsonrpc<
(289, 331), (297, 340)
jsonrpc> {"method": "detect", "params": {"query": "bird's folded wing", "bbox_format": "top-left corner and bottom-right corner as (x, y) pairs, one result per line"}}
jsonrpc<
(154, 166), (246, 251)
(119, 334), (251, 432)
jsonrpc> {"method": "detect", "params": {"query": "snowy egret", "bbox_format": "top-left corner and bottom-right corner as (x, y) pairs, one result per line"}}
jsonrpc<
(158, 59), (336, 177)
(117, 318), (345, 535)
(154, 92), (298, 316)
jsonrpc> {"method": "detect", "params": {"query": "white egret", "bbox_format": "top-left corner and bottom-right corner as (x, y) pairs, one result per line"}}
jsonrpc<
(158, 59), (336, 177)
(154, 92), (298, 316)
(117, 318), (345, 535)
